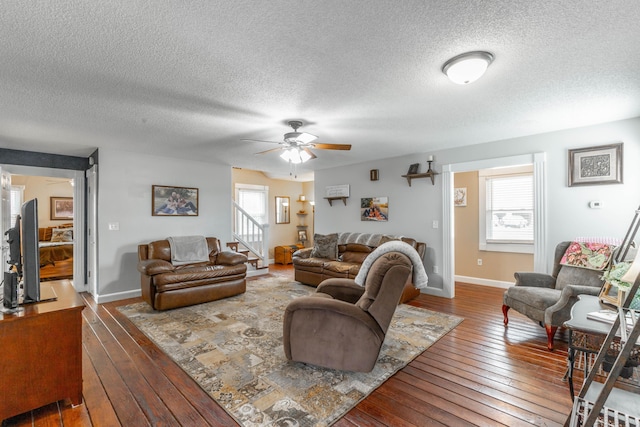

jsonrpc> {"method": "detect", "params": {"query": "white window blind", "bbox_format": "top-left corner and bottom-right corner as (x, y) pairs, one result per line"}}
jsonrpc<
(236, 185), (268, 225)
(10, 185), (24, 225)
(485, 174), (533, 243)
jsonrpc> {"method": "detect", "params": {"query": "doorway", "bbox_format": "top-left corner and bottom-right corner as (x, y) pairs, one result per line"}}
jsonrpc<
(1, 165), (87, 292)
(441, 153), (547, 298)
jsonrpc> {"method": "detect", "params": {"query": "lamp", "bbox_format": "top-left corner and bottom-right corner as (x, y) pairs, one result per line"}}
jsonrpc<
(442, 51), (494, 85)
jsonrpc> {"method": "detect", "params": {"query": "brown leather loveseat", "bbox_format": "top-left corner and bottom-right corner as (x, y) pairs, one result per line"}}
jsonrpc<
(137, 237), (248, 310)
(292, 232), (426, 303)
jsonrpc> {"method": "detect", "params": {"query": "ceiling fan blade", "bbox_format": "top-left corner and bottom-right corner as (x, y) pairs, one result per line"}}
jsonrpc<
(296, 132), (318, 144)
(255, 147), (284, 155)
(312, 143), (352, 151)
(303, 148), (317, 160)
(241, 138), (282, 145)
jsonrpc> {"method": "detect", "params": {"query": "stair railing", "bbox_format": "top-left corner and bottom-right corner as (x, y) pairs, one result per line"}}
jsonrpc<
(232, 200), (268, 267)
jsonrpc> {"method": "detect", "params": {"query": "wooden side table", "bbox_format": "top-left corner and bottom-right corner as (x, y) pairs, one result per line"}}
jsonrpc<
(0, 280), (85, 421)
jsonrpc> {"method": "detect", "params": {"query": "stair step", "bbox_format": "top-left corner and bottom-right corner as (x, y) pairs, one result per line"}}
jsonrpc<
(247, 257), (268, 269)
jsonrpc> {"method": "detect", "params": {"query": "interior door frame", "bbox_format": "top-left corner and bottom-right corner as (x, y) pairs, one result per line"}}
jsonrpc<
(442, 152), (547, 298)
(0, 164), (88, 292)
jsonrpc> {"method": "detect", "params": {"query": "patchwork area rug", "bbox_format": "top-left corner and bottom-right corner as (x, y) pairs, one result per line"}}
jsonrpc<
(118, 277), (462, 427)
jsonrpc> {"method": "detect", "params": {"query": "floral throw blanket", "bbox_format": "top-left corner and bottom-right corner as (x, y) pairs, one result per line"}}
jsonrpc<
(560, 241), (615, 270)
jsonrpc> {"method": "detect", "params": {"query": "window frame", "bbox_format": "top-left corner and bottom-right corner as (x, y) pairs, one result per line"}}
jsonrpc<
(479, 165), (534, 254)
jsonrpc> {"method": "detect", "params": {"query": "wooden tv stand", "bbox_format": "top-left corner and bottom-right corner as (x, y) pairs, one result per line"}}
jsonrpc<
(0, 280), (84, 421)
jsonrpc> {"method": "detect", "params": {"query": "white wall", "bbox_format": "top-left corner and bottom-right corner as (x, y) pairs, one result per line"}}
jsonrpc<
(315, 116), (640, 292)
(96, 147), (232, 302)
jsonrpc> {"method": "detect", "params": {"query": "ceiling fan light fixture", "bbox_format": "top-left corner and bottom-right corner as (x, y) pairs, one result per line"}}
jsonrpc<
(280, 148), (311, 164)
(442, 51), (494, 85)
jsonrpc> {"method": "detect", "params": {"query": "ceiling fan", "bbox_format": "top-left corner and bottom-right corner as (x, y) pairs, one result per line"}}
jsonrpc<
(241, 120), (351, 163)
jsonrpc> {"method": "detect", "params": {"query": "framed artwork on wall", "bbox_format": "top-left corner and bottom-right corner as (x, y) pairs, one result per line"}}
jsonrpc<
(360, 197), (388, 221)
(50, 197), (73, 220)
(454, 188), (467, 207)
(568, 143), (623, 186)
(152, 185), (199, 216)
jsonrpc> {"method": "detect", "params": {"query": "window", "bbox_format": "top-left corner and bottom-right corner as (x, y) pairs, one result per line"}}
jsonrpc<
(235, 184), (268, 225)
(479, 166), (534, 253)
(10, 185), (24, 225)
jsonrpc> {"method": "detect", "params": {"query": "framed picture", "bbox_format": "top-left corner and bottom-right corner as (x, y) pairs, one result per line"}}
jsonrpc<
(50, 197), (74, 220)
(407, 163), (420, 175)
(298, 230), (308, 241)
(152, 185), (199, 216)
(568, 143), (623, 186)
(454, 187), (467, 207)
(360, 197), (389, 222)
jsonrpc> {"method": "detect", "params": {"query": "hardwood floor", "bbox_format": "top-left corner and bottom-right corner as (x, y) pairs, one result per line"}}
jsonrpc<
(2, 265), (576, 426)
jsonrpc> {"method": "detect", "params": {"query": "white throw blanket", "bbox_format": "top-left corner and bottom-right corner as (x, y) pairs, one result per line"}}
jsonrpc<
(167, 235), (210, 265)
(354, 241), (429, 289)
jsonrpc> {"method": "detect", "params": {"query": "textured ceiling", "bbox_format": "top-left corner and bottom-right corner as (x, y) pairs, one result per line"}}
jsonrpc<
(1, 1), (640, 180)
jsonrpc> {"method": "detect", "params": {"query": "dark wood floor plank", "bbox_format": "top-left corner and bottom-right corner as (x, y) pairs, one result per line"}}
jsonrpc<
(106, 303), (238, 425)
(94, 302), (214, 426)
(6, 271), (577, 426)
(80, 349), (121, 427)
(82, 318), (151, 426)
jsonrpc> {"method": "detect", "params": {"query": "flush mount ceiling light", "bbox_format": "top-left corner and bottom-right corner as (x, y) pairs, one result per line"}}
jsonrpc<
(442, 51), (494, 85)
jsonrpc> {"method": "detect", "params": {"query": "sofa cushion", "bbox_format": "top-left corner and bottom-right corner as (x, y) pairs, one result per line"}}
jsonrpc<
(153, 263), (247, 289)
(310, 233), (339, 260)
(341, 251), (370, 264)
(323, 261), (360, 275)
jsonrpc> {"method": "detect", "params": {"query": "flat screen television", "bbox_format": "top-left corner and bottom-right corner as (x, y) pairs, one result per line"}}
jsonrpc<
(21, 198), (40, 303)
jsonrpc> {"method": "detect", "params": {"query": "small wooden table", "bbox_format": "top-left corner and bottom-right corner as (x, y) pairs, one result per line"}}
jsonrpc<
(0, 280), (85, 421)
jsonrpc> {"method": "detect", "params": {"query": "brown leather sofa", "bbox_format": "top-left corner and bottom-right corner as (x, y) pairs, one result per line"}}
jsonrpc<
(292, 232), (426, 303)
(137, 237), (248, 310)
(284, 251), (413, 372)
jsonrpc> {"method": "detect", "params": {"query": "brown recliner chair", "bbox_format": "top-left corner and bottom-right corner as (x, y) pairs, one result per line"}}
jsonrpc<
(283, 251), (413, 372)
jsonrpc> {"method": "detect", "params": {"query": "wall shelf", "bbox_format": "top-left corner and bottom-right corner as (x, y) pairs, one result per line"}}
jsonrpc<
(324, 196), (348, 206)
(401, 170), (438, 186)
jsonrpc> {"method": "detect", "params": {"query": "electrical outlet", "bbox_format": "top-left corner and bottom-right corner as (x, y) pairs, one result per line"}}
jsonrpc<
(108, 222), (120, 231)
(432, 220), (439, 229)
(433, 265), (439, 274)
(477, 258), (482, 266)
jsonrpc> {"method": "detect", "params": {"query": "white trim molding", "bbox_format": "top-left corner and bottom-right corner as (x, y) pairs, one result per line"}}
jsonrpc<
(442, 153), (547, 299)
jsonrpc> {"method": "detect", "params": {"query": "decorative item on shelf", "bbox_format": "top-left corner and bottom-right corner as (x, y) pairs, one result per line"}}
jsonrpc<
(324, 184), (349, 206)
(370, 169), (379, 181)
(401, 156), (438, 186)
(298, 229), (308, 242)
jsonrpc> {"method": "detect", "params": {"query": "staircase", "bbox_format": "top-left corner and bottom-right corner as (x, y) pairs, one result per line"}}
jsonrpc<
(226, 242), (267, 271)
(231, 200), (269, 274)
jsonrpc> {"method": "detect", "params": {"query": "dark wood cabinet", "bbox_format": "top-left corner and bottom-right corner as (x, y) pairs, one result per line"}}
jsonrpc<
(0, 280), (84, 421)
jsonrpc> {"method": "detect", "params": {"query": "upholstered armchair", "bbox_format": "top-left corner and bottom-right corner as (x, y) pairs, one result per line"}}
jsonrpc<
(283, 251), (413, 372)
(502, 241), (606, 350)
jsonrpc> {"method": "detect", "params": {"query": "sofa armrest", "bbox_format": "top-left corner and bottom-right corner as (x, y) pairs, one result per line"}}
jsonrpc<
(545, 284), (602, 326)
(216, 250), (248, 265)
(514, 272), (556, 289)
(137, 259), (174, 276)
(292, 247), (313, 259)
(317, 278), (365, 304)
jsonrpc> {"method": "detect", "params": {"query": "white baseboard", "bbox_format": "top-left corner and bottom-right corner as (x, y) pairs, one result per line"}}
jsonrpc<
(420, 287), (448, 298)
(454, 275), (514, 289)
(94, 289), (142, 304)
(247, 269), (269, 278)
